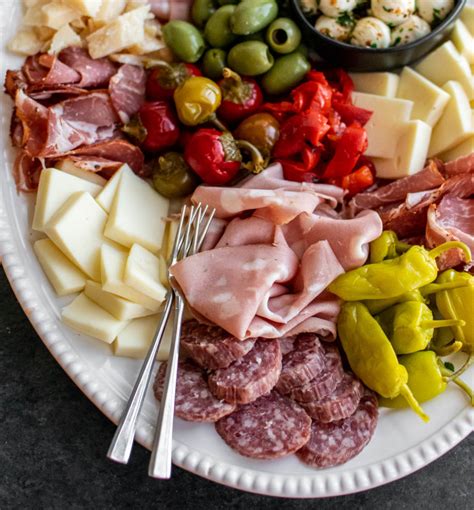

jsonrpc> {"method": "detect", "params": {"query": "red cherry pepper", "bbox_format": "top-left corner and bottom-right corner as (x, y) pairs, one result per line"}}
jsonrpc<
(184, 128), (242, 185)
(123, 101), (180, 153)
(146, 62), (201, 101)
(218, 68), (263, 125)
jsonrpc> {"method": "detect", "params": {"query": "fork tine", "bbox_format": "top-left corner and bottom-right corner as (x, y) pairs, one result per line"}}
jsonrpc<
(196, 208), (216, 253)
(169, 205), (187, 265)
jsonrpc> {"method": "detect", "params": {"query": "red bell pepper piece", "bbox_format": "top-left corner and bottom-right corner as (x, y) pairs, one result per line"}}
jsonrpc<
(184, 128), (242, 186)
(326, 68), (354, 103)
(341, 165), (375, 196)
(322, 123), (368, 179)
(332, 101), (372, 127)
(291, 81), (333, 114)
(218, 68), (263, 125)
(279, 160), (315, 182)
(301, 146), (320, 171)
(273, 110), (330, 159)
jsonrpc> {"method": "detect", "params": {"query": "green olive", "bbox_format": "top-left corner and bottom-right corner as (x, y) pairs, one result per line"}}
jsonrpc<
(228, 41), (274, 76)
(241, 31), (266, 42)
(261, 51), (310, 95)
(204, 5), (238, 48)
(266, 17), (302, 54)
(202, 48), (227, 80)
(191, 0), (217, 28)
(163, 21), (206, 63)
(295, 43), (309, 57)
(152, 152), (199, 199)
(230, 0), (279, 36)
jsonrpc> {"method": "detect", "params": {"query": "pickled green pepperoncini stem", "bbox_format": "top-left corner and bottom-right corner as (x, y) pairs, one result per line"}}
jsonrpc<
(399, 385), (430, 422)
(439, 363), (474, 406)
(433, 340), (463, 357)
(421, 280), (470, 296)
(422, 319), (466, 329)
(428, 241), (472, 263)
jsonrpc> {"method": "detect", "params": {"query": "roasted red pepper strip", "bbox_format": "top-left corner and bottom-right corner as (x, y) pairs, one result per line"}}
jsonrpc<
(301, 146), (320, 171)
(322, 123), (368, 179)
(332, 101), (373, 126)
(279, 160), (315, 182)
(326, 68), (354, 103)
(273, 110), (329, 159)
(341, 165), (375, 196)
(291, 81), (333, 113)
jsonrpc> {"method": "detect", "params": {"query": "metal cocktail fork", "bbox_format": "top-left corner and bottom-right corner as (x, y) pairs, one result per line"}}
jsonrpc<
(107, 203), (215, 475)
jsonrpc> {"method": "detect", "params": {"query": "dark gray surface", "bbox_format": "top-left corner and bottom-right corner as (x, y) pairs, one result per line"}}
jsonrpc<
(0, 267), (472, 510)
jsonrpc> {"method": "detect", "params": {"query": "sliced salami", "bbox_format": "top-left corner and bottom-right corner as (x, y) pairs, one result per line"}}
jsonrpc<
(276, 333), (326, 394)
(296, 394), (378, 468)
(289, 346), (345, 403)
(208, 339), (282, 404)
(300, 373), (363, 423)
(180, 319), (256, 370)
(153, 360), (236, 422)
(215, 392), (311, 460)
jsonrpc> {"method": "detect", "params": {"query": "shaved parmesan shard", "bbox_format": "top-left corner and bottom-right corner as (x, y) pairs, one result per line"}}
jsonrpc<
(48, 23), (82, 54)
(7, 29), (43, 56)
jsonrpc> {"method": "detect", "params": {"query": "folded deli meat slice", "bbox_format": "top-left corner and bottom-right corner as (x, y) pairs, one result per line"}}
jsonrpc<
(109, 64), (146, 124)
(171, 164), (382, 339)
(444, 153), (474, 176)
(426, 195), (474, 270)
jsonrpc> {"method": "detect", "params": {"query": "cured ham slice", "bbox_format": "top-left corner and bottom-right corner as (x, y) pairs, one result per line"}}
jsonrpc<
(13, 151), (43, 193)
(444, 153), (474, 176)
(23, 54), (80, 86)
(426, 196), (474, 270)
(350, 160), (445, 212)
(14, 90), (49, 156)
(109, 65), (146, 123)
(58, 47), (117, 88)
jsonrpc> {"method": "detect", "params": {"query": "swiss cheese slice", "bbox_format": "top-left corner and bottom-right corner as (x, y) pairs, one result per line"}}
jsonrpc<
(95, 164), (132, 212)
(34, 238), (87, 296)
(101, 244), (161, 312)
(104, 168), (169, 253)
(62, 292), (129, 344)
(460, 5), (474, 35)
(451, 20), (474, 64)
(350, 72), (399, 97)
(84, 280), (153, 321)
(124, 244), (167, 303)
(44, 191), (112, 281)
(32, 168), (103, 232)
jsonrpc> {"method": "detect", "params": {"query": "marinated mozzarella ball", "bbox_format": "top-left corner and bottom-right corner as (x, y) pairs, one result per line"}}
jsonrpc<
(370, 0), (415, 27)
(299, 0), (319, 16)
(391, 15), (431, 45)
(417, 0), (454, 23)
(319, 0), (358, 19)
(351, 16), (391, 48)
(315, 15), (353, 41)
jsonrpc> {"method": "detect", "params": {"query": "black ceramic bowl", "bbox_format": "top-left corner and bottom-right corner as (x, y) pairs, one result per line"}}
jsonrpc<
(290, 0), (467, 71)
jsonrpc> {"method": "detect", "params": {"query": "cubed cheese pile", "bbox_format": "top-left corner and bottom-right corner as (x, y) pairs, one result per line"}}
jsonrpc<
(8, 0), (165, 60)
(32, 162), (176, 360)
(350, 9), (474, 178)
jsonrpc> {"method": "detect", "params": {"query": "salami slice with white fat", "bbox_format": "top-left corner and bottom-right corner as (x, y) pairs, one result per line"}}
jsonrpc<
(208, 339), (282, 404)
(215, 391), (311, 460)
(180, 320), (256, 370)
(153, 360), (236, 422)
(276, 333), (326, 394)
(289, 346), (345, 402)
(296, 394), (378, 468)
(300, 373), (363, 423)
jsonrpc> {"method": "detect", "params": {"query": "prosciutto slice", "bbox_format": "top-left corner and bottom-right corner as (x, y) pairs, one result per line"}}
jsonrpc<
(23, 54), (80, 86)
(426, 196), (474, 270)
(171, 164), (382, 339)
(444, 153), (474, 176)
(109, 65), (146, 123)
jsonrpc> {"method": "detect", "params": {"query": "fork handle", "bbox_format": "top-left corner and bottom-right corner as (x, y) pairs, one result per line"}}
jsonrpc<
(107, 290), (174, 464)
(148, 292), (185, 479)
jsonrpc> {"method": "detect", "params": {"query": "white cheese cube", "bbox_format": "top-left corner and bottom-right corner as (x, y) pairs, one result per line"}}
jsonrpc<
(461, 5), (474, 35)
(451, 20), (474, 64)
(438, 135), (474, 161)
(44, 192), (113, 281)
(350, 72), (399, 98)
(62, 0), (102, 17)
(415, 41), (474, 100)
(7, 29), (44, 56)
(372, 120), (432, 179)
(397, 67), (450, 127)
(55, 159), (107, 186)
(41, 1), (80, 30)
(101, 244), (161, 311)
(95, 164), (132, 212)
(62, 293), (129, 344)
(104, 169), (169, 253)
(33, 168), (103, 232)
(34, 239), (87, 296)
(351, 92), (413, 158)
(114, 314), (172, 360)
(48, 23), (82, 54)
(429, 81), (474, 156)
(96, 0), (127, 22)
(84, 280), (153, 321)
(86, 6), (150, 59)
(124, 244), (167, 302)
